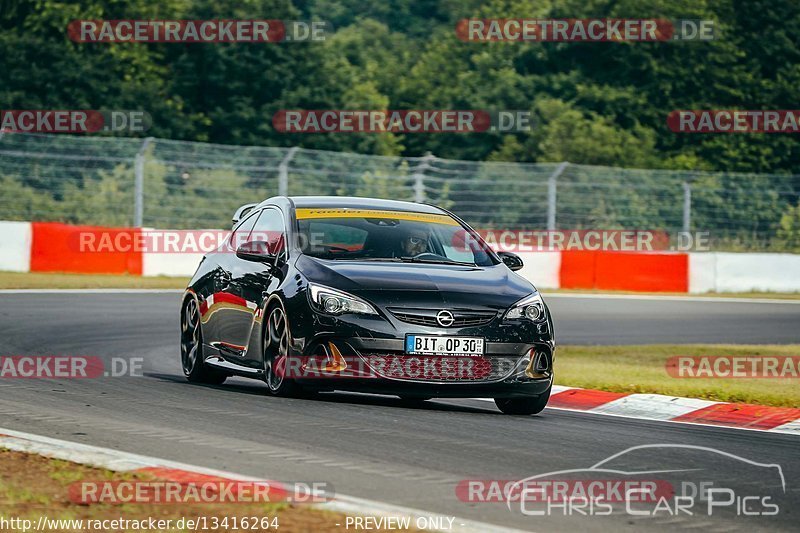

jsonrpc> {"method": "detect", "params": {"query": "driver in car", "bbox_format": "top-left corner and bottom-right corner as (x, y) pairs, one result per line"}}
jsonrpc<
(400, 228), (430, 257)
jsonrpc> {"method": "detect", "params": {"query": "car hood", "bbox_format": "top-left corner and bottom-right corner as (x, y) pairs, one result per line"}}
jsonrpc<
(296, 255), (534, 310)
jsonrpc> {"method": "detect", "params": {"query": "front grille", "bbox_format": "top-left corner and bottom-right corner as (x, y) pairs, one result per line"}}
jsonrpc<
(388, 308), (497, 328)
(362, 354), (520, 382)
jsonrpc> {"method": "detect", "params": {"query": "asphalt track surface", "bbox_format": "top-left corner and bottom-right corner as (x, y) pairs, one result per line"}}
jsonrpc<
(0, 292), (798, 531)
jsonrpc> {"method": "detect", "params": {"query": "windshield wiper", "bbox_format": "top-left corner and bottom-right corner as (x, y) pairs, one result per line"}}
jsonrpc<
(323, 256), (404, 262)
(399, 256), (476, 266)
(318, 256), (475, 266)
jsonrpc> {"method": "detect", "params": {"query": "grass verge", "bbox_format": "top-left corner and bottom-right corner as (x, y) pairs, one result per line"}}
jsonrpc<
(0, 448), (407, 532)
(0, 272), (188, 289)
(556, 344), (800, 407)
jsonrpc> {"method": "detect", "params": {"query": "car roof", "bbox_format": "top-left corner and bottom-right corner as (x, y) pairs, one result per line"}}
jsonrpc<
(288, 196), (444, 214)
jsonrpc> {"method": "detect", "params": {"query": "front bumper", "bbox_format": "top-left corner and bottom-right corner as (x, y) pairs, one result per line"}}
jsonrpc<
(293, 335), (554, 398)
(285, 295), (555, 398)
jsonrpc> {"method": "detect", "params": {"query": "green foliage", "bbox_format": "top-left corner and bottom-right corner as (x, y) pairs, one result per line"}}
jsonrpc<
(777, 201), (800, 252)
(1, 0), (799, 248)
(2, 0), (799, 173)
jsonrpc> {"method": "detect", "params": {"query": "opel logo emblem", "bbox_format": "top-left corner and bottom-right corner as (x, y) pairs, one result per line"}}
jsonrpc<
(436, 310), (455, 327)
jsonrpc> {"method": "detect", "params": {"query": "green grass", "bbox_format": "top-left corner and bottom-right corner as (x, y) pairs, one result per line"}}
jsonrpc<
(556, 344), (800, 407)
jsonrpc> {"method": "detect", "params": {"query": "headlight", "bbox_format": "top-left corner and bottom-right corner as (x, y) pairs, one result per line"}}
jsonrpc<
(504, 292), (547, 323)
(308, 283), (378, 316)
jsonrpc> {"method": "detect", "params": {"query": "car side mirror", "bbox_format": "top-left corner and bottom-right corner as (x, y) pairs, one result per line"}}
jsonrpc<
(236, 240), (278, 264)
(498, 251), (524, 271)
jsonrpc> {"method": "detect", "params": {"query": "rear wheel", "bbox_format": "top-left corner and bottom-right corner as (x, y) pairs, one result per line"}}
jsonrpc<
(263, 304), (299, 397)
(181, 298), (227, 385)
(494, 387), (551, 415)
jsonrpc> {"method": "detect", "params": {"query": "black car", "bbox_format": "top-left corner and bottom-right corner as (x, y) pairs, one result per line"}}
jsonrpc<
(181, 196), (555, 415)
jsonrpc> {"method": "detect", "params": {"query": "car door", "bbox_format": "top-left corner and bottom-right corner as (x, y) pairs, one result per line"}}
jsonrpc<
(223, 206), (286, 366)
(201, 209), (260, 351)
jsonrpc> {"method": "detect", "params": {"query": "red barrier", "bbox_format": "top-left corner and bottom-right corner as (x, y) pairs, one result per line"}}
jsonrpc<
(558, 250), (596, 289)
(30, 222), (143, 275)
(560, 251), (688, 292)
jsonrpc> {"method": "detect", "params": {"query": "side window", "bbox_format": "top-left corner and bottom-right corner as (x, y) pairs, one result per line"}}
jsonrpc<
(248, 208), (286, 252)
(229, 210), (259, 249)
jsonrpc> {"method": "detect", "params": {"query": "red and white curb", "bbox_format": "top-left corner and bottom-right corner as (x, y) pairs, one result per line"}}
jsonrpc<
(0, 427), (521, 533)
(519, 385), (800, 434)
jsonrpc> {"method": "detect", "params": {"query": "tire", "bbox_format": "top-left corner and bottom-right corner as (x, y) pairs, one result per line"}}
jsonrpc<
(181, 298), (227, 385)
(494, 387), (551, 415)
(263, 302), (300, 397)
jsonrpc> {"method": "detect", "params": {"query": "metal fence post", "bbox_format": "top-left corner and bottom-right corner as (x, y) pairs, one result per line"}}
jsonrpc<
(682, 181), (692, 233)
(413, 152), (434, 203)
(133, 137), (153, 228)
(547, 162), (568, 230)
(278, 146), (299, 197)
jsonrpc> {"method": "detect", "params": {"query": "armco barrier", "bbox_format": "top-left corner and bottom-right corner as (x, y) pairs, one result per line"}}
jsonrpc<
(2, 220), (799, 293)
(30, 222), (142, 275)
(0, 221), (32, 272)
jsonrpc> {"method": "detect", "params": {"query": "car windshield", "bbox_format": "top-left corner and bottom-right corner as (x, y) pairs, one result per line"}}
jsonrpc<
(296, 207), (496, 266)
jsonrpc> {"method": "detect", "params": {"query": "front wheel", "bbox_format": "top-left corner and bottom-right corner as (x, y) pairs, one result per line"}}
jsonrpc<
(263, 304), (300, 397)
(181, 298), (227, 385)
(494, 387), (551, 415)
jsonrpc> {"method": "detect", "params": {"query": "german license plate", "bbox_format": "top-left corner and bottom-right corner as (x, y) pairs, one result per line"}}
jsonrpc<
(405, 335), (485, 356)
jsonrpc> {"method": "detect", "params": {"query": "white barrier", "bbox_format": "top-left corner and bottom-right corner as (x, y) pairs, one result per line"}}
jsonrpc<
(516, 251), (560, 289)
(688, 253), (716, 293)
(690, 252), (800, 293)
(143, 252), (203, 277)
(0, 221), (32, 272)
(714, 252), (800, 293)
